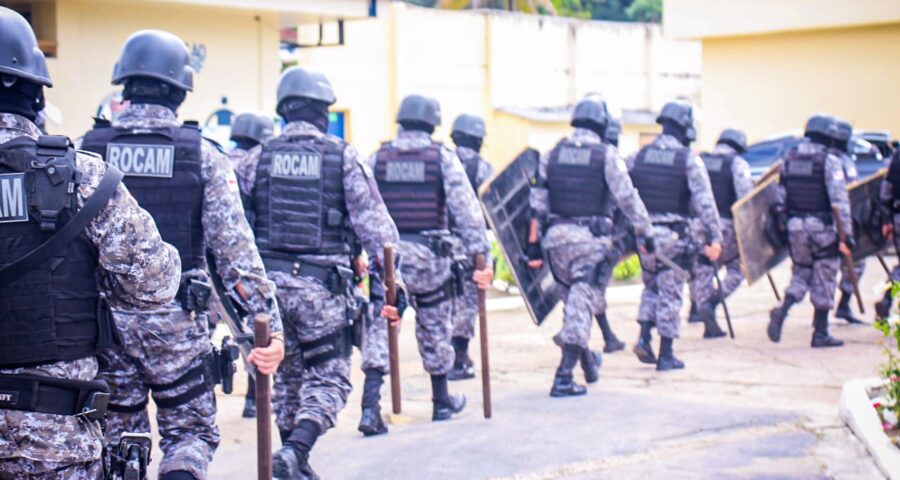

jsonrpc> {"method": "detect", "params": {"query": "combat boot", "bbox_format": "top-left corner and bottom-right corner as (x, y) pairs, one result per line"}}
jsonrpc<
(579, 349), (602, 384)
(242, 397), (257, 419)
(448, 336), (475, 381)
(656, 336), (685, 371)
(551, 344), (588, 397)
(431, 374), (466, 421)
(767, 295), (797, 343)
(701, 300), (726, 339)
(875, 289), (893, 321)
(632, 321), (656, 364)
(596, 314), (625, 353)
(811, 309), (844, 348)
(687, 302), (701, 323)
(274, 421), (320, 480)
(358, 369), (388, 436)
(834, 292), (864, 325)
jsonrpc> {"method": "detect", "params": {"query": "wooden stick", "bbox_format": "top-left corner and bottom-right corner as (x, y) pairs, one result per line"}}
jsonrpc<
(767, 273), (782, 302)
(254, 315), (272, 480)
(833, 207), (865, 313)
(475, 254), (492, 419)
(384, 244), (402, 415)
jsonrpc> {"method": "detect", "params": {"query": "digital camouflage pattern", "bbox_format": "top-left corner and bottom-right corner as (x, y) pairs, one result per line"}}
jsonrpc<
(227, 146), (251, 173)
(362, 271), (389, 373)
(835, 150), (865, 296)
(531, 128), (651, 348)
(881, 155), (900, 284)
(457, 145), (494, 189)
(0, 113), (180, 477)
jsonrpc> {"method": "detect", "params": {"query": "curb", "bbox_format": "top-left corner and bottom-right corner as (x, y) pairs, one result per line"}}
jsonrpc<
(839, 378), (900, 480)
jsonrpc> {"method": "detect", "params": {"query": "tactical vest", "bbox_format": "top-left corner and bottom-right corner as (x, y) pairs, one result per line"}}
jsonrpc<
(781, 145), (831, 214)
(700, 152), (737, 219)
(889, 151), (900, 204)
(253, 134), (351, 256)
(630, 145), (691, 216)
(374, 142), (448, 233)
(81, 121), (205, 270)
(546, 140), (609, 218)
(0, 136), (101, 367)
(459, 150), (481, 191)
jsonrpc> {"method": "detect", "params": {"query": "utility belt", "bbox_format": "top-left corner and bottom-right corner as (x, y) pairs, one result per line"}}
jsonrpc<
(400, 232), (455, 258)
(548, 215), (613, 237)
(263, 257), (355, 295)
(644, 220), (695, 273)
(107, 337), (238, 413)
(298, 327), (353, 369)
(175, 277), (212, 313)
(410, 277), (460, 309)
(0, 374), (109, 422)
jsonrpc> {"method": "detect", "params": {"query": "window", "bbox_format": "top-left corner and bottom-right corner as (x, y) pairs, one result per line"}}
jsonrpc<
(1, 1), (58, 57)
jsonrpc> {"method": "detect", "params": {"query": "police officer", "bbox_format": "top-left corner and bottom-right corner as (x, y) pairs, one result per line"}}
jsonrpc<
(526, 96), (652, 396)
(371, 94), (493, 419)
(236, 66), (402, 478)
(767, 114), (852, 348)
(80, 30), (286, 480)
(448, 113), (494, 380)
(628, 100), (723, 371)
(829, 118), (866, 325)
(878, 146), (900, 320)
(0, 9), (180, 478)
(691, 128), (754, 338)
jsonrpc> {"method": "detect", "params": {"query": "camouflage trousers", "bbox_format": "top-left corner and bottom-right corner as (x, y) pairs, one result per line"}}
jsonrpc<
(272, 276), (352, 434)
(784, 216), (840, 310)
(838, 259), (866, 295)
(361, 296), (389, 374)
(0, 358), (103, 479)
(690, 220), (743, 306)
(892, 214), (900, 283)
(99, 306), (219, 480)
(451, 263), (479, 340)
(637, 222), (694, 339)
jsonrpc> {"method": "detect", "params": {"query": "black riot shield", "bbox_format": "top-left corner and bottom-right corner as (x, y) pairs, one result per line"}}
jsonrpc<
(732, 173), (789, 285)
(480, 148), (560, 325)
(849, 169), (890, 261)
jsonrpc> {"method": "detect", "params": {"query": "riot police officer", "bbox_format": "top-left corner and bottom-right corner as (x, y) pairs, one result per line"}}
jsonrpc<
(229, 112), (274, 171)
(370, 95), (493, 419)
(628, 101), (723, 371)
(236, 66), (402, 478)
(878, 146), (900, 320)
(448, 113), (494, 380)
(80, 30), (285, 480)
(767, 114), (852, 348)
(0, 9), (180, 478)
(527, 96), (652, 396)
(691, 128), (754, 338)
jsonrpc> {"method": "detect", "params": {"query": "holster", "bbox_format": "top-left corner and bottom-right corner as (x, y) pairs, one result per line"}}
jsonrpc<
(0, 373), (110, 422)
(175, 278), (212, 313)
(298, 327), (353, 369)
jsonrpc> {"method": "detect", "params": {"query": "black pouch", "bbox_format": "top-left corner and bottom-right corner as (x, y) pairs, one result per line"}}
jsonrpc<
(96, 293), (123, 349)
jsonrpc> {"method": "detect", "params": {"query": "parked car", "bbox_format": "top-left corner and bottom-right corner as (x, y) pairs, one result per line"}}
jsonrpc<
(858, 130), (894, 159)
(849, 136), (885, 179)
(743, 136), (802, 180)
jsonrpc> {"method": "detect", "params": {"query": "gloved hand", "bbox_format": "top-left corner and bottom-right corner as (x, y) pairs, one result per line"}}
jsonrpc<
(525, 241), (543, 269)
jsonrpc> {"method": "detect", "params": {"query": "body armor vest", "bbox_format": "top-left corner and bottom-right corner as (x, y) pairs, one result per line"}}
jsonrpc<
(0, 137), (101, 367)
(374, 142), (448, 233)
(630, 145), (691, 216)
(700, 152), (737, 218)
(81, 122), (204, 270)
(253, 134), (350, 256)
(546, 140), (609, 218)
(781, 145), (831, 214)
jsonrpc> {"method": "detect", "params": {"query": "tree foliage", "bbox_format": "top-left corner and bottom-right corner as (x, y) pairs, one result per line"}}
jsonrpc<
(402, 0), (662, 23)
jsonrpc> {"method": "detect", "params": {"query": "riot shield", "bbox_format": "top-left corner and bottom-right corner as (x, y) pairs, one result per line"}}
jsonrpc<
(849, 169), (890, 261)
(480, 148), (560, 325)
(732, 173), (789, 285)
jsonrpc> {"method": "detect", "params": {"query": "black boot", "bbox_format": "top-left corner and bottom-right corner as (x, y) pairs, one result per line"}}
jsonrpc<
(633, 321), (656, 364)
(701, 300), (727, 339)
(656, 336), (685, 371)
(242, 374), (257, 418)
(812, 309), (844, 348)
(834, 292), (864, 325)
(767, 295), (797, 343)
(579, 348), (602, 384)
(551, 344), (588, 397)
(358, 369), (388, 436)
(876, 288), (893, 321)
(596, 314), (625, 353)
(687, 302), (701, 323)
(431, 374), (466, 421)
(448, 336), (476, 381)
(273, 420), (320, 480)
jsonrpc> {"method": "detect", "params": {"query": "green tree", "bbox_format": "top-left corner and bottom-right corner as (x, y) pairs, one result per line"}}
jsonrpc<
(625, 0), (662, 22)
(550, 0), (591, 19)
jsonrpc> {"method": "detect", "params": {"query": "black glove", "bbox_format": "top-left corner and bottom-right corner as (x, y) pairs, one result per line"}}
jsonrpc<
(843, 235), (856, 252)
(525, 241), (542, 261)
(396, 288), (409, 318)
(640, 236), (656, 254)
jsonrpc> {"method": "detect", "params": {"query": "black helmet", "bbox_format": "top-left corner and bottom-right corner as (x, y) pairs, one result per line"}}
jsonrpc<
(231, 113), (274, 144)
(112, 30), (193, 91)
(451, 114), (485, 139)
(604, 119), (622, 145)
(716, 128), (747, 153)
(571, 96), (610, 130)
(831, 118), (853, 144)
(0, 7), (52, 87)
(803, 114), (838, 138)
(276, 66), (336, 108)
(657, 101), (695, 140)
(396, 94), (441, 127)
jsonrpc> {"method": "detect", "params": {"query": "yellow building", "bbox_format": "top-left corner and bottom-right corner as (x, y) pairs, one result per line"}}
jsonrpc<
(665, 0), (900, 148)
(2, 0), (374, 137)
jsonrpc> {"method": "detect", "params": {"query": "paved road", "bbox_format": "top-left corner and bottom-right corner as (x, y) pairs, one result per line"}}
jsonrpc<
(150, 258), (889, 478)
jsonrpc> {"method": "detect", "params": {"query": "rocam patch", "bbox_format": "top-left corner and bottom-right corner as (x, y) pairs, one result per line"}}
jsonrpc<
(106, 143), (175, 178)
(272, 152), (322, 179)
(0, 172), (28, 223)
(385, 161), (426, 183)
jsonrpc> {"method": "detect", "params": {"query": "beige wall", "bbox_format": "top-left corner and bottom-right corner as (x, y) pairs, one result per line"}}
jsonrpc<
(700, 23), (900, 148)
(45, 0), (282, 137)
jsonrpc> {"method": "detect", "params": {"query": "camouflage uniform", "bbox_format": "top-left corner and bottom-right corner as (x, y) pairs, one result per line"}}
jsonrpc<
(0, 113), (180, 479)
(369, 129), (491, 376)
(531, 128), (651, 349)
(95, 104), (282, 480)
(227, 146), (251, 173)
(835, 151), (865, 300)
(881, 151), (900, 286)
(690, 143), (754, 307)
(628, 134), (723, 339)
(361, 267), (389, 374)
(238, 120), (399, 434)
